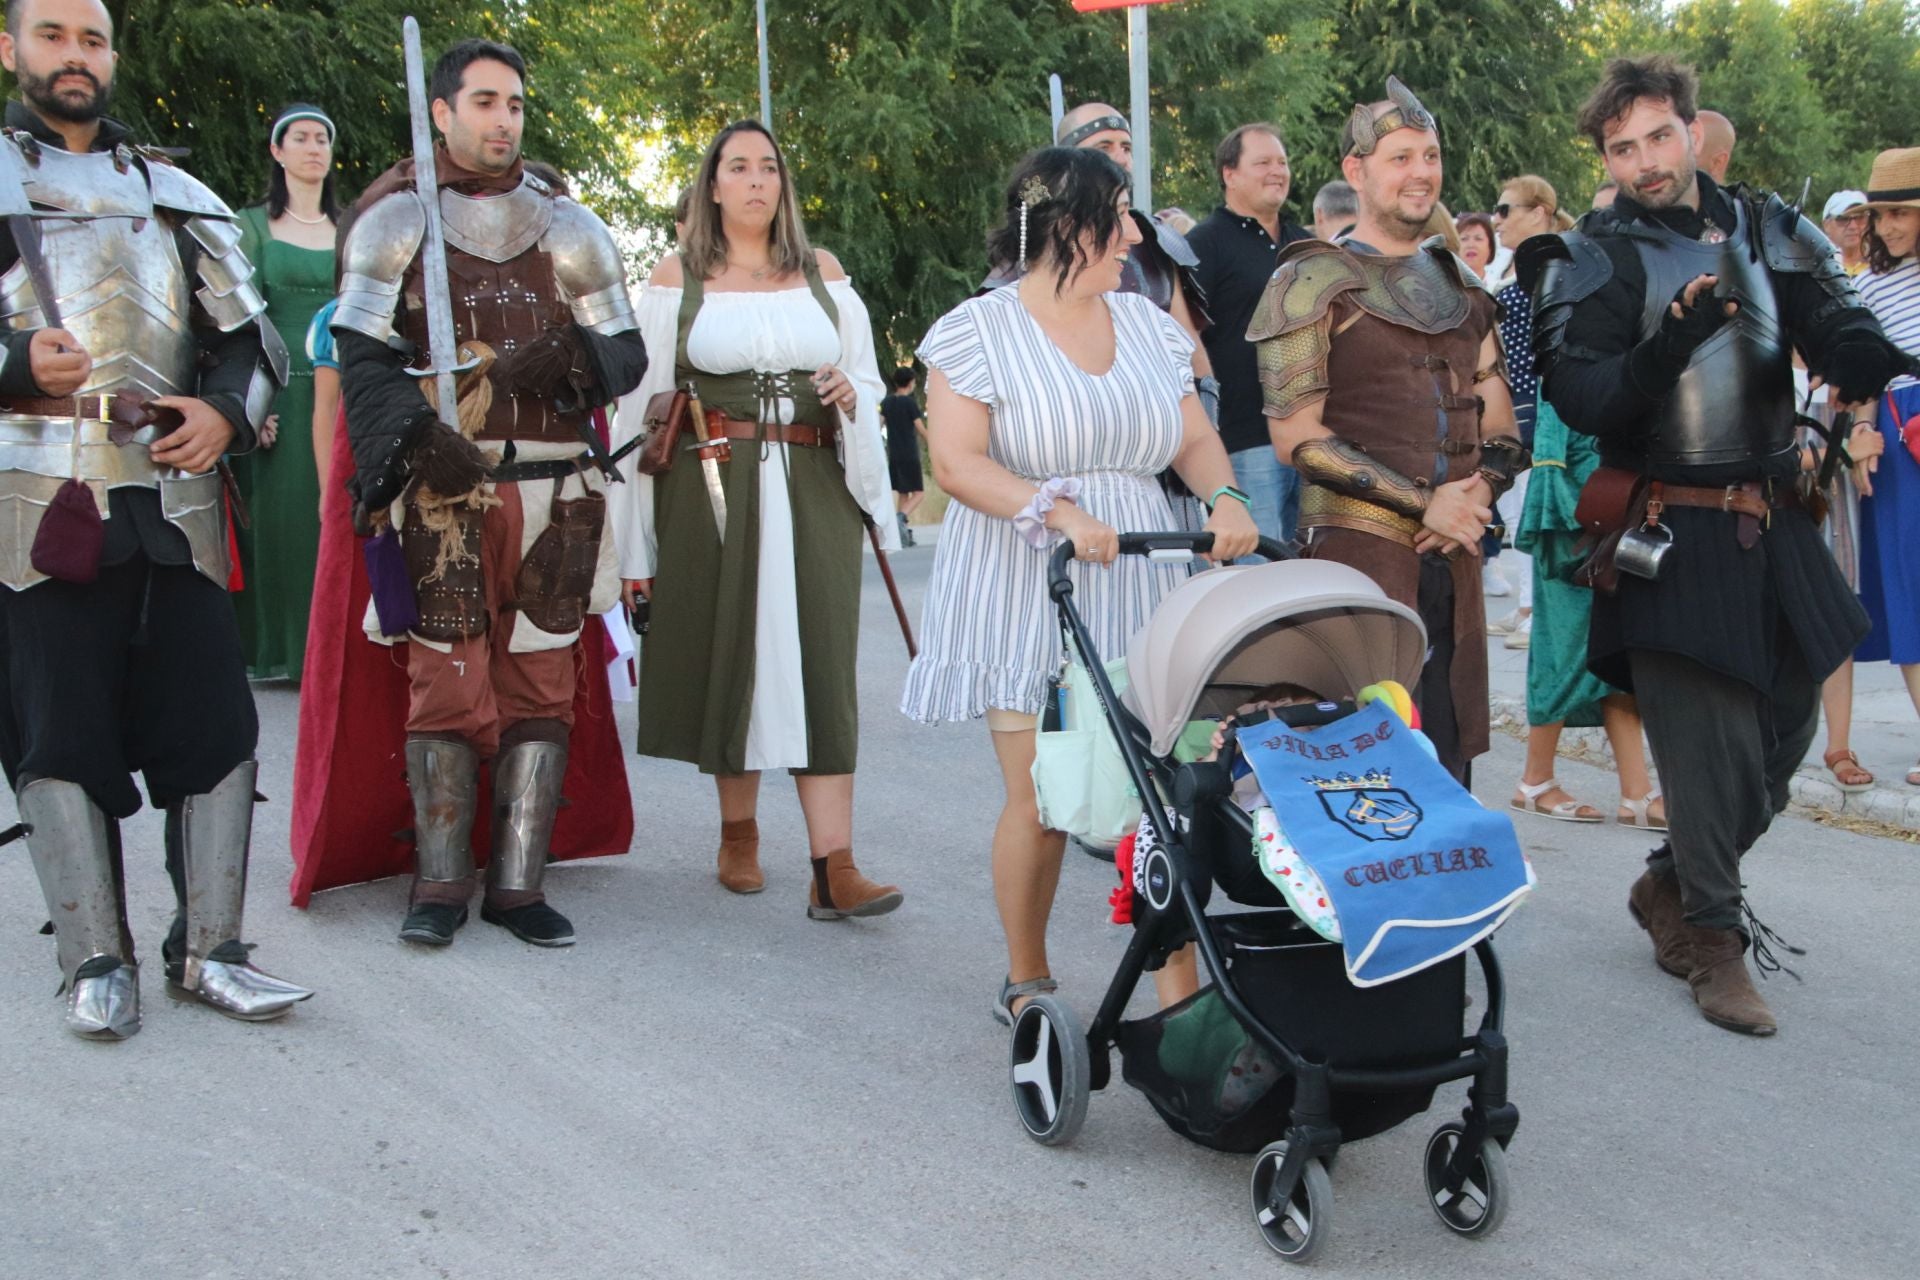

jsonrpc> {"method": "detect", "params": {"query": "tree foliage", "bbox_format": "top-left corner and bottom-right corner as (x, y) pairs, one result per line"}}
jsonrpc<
(4, 0), (1913, 356)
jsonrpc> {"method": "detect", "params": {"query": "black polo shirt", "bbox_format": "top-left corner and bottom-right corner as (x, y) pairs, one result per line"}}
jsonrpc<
(1187, 204), (1313, 454)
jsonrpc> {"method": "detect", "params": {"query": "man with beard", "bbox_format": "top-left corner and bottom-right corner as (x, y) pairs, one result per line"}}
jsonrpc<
(0, 0), (311, 1039)
(1521, 55), (1903, 1035)
(1188, 123), (1315, 547)
(315, 37), (645, 948)
(1248, 78), (1523, 780)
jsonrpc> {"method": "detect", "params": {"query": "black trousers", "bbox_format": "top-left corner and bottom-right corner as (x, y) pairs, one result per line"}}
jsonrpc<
(1628, 644), (1819, 931)
(0, 557), (258, 818)
(1415, 553), (1466, 783)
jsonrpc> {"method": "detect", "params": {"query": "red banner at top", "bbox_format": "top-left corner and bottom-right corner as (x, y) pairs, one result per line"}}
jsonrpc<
(1071, 0), (1183, 11)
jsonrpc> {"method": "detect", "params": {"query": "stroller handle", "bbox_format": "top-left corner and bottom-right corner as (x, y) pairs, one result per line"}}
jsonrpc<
(1047, 531), (1290, 601)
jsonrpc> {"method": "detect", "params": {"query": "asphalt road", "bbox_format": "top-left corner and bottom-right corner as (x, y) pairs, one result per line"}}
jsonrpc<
(3, 544), (1917, 1279)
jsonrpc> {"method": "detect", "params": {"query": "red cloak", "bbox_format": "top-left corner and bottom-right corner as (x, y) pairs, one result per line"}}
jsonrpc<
(287, 413), (633, 907)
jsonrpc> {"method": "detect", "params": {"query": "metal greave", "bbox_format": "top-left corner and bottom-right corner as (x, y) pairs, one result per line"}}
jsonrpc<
(173, 761), (256, 984)
(487, 740), (567, 893)
(18, 779), (129, 986)
(406, 737), (479, 885)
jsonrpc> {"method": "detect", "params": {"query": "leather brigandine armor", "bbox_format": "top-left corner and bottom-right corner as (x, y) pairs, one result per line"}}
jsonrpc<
(0, 134), (287, 590)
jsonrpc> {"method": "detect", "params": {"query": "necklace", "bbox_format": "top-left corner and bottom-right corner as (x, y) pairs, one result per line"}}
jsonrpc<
(284, 209), (330, 226)
(728, 258), (773, 281)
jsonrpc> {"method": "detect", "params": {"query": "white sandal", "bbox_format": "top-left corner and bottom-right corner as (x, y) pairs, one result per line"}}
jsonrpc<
(1616, 789), (1667, 831)
(1510, 777), (1603, 823)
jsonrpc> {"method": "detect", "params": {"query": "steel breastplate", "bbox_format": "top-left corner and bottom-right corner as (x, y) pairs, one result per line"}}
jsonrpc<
(1630, 202), (1794, 468)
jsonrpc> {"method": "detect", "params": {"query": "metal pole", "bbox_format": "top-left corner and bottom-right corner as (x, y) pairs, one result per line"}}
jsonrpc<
(756, 0), (772, 126)
(1049, 73), (1064, 138)
(1127, 5), (1150, 211)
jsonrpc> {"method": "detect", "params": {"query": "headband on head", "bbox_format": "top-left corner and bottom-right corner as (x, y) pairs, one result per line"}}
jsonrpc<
(271, 107), (336, 148)
(1340, 76), (1436, 159)
(1058, 113), (1129, 149)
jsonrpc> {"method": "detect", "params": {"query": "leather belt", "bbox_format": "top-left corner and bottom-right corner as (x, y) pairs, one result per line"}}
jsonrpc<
(493, 457), (592, 484)
(707, 413), (837, 450)
(0, 392), (180, 444)
(1651, 479), (1806, 549)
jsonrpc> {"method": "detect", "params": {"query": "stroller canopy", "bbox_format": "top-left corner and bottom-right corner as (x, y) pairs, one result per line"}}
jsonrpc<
(1124, 560), (1427, 757)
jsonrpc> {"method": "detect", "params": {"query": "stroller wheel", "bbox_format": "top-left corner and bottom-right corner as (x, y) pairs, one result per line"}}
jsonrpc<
(1250, 1140), (1333, 1263)
(1423, 1123), (1510, 1239)
(1074, 836), (1116, 864)
(1009, 994), (1090, 1146)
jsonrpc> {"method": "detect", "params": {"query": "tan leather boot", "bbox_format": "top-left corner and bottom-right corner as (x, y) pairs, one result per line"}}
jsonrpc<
(1680, 923), (1777, 1036)
(1627, 870), (1690, 978)
(717, 819), (764, 894)
(807, 849), (903, 920)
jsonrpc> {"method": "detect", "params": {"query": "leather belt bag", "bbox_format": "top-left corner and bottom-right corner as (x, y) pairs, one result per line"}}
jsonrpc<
(707, 414), (837, 450)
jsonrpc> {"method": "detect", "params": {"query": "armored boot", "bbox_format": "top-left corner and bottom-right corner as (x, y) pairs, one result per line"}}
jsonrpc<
(1680, 923), (1777, 1036)
(18, 780), (140, 1040)
(400, 737), (480, 945)
(164, 762), (313, 1021)
(1627, 868), (1691, 978)
(479, 738), (575, 946)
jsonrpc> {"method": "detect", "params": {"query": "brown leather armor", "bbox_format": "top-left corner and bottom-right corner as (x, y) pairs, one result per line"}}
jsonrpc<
(396, 245), (590, 446)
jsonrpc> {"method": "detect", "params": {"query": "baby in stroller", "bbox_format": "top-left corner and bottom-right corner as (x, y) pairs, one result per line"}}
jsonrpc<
(1019, 542), (1525, 1264)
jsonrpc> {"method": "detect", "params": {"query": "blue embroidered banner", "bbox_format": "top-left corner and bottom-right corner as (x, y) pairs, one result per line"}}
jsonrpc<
(1235, 706), (1532, 986)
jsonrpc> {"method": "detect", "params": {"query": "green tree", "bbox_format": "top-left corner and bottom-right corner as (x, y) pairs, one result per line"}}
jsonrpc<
(1787, 0), (1920, 188)
(1666, 0), (1841, 194)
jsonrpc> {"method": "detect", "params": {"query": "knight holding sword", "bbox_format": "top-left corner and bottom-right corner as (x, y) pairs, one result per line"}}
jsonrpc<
(324, 33), (645, 948)
(0, 0), (310, 1040)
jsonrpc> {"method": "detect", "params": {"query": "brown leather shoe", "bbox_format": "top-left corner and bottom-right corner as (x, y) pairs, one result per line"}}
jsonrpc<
(1680, 923), (1777, 1036)
(717, 818), (764, 894)
(807, 849), (903, 920)
(1627, 869), (1690, 978)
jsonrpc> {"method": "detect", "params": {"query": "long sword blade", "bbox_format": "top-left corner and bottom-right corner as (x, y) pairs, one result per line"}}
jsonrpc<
(403, 15), (461, 429)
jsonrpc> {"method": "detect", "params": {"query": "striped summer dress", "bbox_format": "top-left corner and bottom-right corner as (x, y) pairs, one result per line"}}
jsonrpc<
(901, 287), (1193, 723)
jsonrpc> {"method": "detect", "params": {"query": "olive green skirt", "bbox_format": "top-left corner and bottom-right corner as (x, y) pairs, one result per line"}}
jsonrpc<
(638, 442), (864, 775)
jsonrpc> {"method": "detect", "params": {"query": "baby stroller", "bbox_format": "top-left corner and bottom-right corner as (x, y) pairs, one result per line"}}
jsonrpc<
(1012, 533), (1520, 1264)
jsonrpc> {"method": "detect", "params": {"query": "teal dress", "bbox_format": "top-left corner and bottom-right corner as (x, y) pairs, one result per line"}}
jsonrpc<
(1514, 401), (1624, 727)
(232, 206), (334, 682)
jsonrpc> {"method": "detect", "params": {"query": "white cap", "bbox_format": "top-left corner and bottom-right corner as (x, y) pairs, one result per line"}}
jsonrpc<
(1822, 190), (1868, 220)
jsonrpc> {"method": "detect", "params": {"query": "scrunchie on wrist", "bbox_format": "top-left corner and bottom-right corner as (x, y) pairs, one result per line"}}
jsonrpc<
(1012, 476), (1083, 549)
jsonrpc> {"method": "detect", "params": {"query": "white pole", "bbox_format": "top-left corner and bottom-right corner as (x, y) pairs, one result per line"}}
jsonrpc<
(1127, 5), (1150, 211)
(756, 0), (772, 126)
(1049, 73), (1064, 138)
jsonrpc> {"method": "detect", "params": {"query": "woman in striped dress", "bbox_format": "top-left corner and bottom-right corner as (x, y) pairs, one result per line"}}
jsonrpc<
(1853, 148), (1920, 786)
(902, 148), (1259, 1022)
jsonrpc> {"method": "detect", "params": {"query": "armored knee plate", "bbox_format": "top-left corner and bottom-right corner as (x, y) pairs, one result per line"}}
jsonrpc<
(17, 779), (140, 1040)
(487, 740), (568, 893)
(407, 737), (480, 885)
(172, 761), (313, 1020)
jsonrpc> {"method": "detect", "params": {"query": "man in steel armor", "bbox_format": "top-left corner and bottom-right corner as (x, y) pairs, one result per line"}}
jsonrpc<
(0, 0), (311, 1040)
(1523, 56), (1904, 1036)
(328, 38), (645, 949)
(1249, 77), (1525, 781)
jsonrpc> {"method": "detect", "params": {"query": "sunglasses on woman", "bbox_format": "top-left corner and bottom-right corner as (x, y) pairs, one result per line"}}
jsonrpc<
(1492, 202), (1536, 219)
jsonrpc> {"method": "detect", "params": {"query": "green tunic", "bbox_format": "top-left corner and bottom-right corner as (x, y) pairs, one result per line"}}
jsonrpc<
(1514, 401), (1625, 727)
(638, 259), (865, 775)
(232, 206), (334, 682)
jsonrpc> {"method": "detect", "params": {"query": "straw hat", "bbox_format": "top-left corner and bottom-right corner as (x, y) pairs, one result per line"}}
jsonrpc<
(1865, 147), (1920, 210)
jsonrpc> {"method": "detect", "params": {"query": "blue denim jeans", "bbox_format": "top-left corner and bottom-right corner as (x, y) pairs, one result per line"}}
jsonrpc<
(1229, 445), (1300, 557)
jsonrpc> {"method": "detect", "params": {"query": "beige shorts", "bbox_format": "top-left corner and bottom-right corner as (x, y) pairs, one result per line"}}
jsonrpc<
(985, 707), (1040, 734)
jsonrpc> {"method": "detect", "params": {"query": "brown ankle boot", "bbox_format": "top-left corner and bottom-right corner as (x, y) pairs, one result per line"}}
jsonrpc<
(1627, 870), (1690, 978)
(807, 849), (903, 921)
(717, 819), (764, 894)
(1680, 923), (1777, 1036)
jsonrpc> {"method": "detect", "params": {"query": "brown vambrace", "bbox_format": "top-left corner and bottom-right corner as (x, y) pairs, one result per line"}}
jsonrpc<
(1291, 437), (1430, 518)
(1475, 434), (1530, 501)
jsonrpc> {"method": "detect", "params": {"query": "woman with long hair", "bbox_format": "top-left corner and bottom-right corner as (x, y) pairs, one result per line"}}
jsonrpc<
(1498, 174), (1665, 830)
(610, 121), (906, 915)
(902, 148), (1258, 1021)
(231, 103), (342, 683)
(1852, 148), (1920, 787)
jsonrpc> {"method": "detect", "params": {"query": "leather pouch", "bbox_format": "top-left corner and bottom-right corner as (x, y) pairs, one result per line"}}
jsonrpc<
(403, 501), (489, 641)
(515, 482), (607, 635)
(28, 479), (104, 584)
(635, 388), (691, 477)
(1571, 467), (1647, 595)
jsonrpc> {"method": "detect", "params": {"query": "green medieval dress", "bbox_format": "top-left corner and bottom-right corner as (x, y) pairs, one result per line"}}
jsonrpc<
(232, 206), (334, 681)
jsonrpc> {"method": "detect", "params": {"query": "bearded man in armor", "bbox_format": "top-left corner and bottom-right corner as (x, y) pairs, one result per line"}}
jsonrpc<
(1521, 57), (1904, 1036)
(1249, 78), (1525, 781)
(0, 0), (311, 1040)
(326, 38), (645, 949)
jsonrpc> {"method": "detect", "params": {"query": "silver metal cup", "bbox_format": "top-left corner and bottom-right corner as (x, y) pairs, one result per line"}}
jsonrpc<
(1614, 522), (1675, 581)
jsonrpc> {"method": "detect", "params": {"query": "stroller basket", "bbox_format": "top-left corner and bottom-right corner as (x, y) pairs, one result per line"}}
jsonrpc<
(1118, 914), (1466, 1153)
